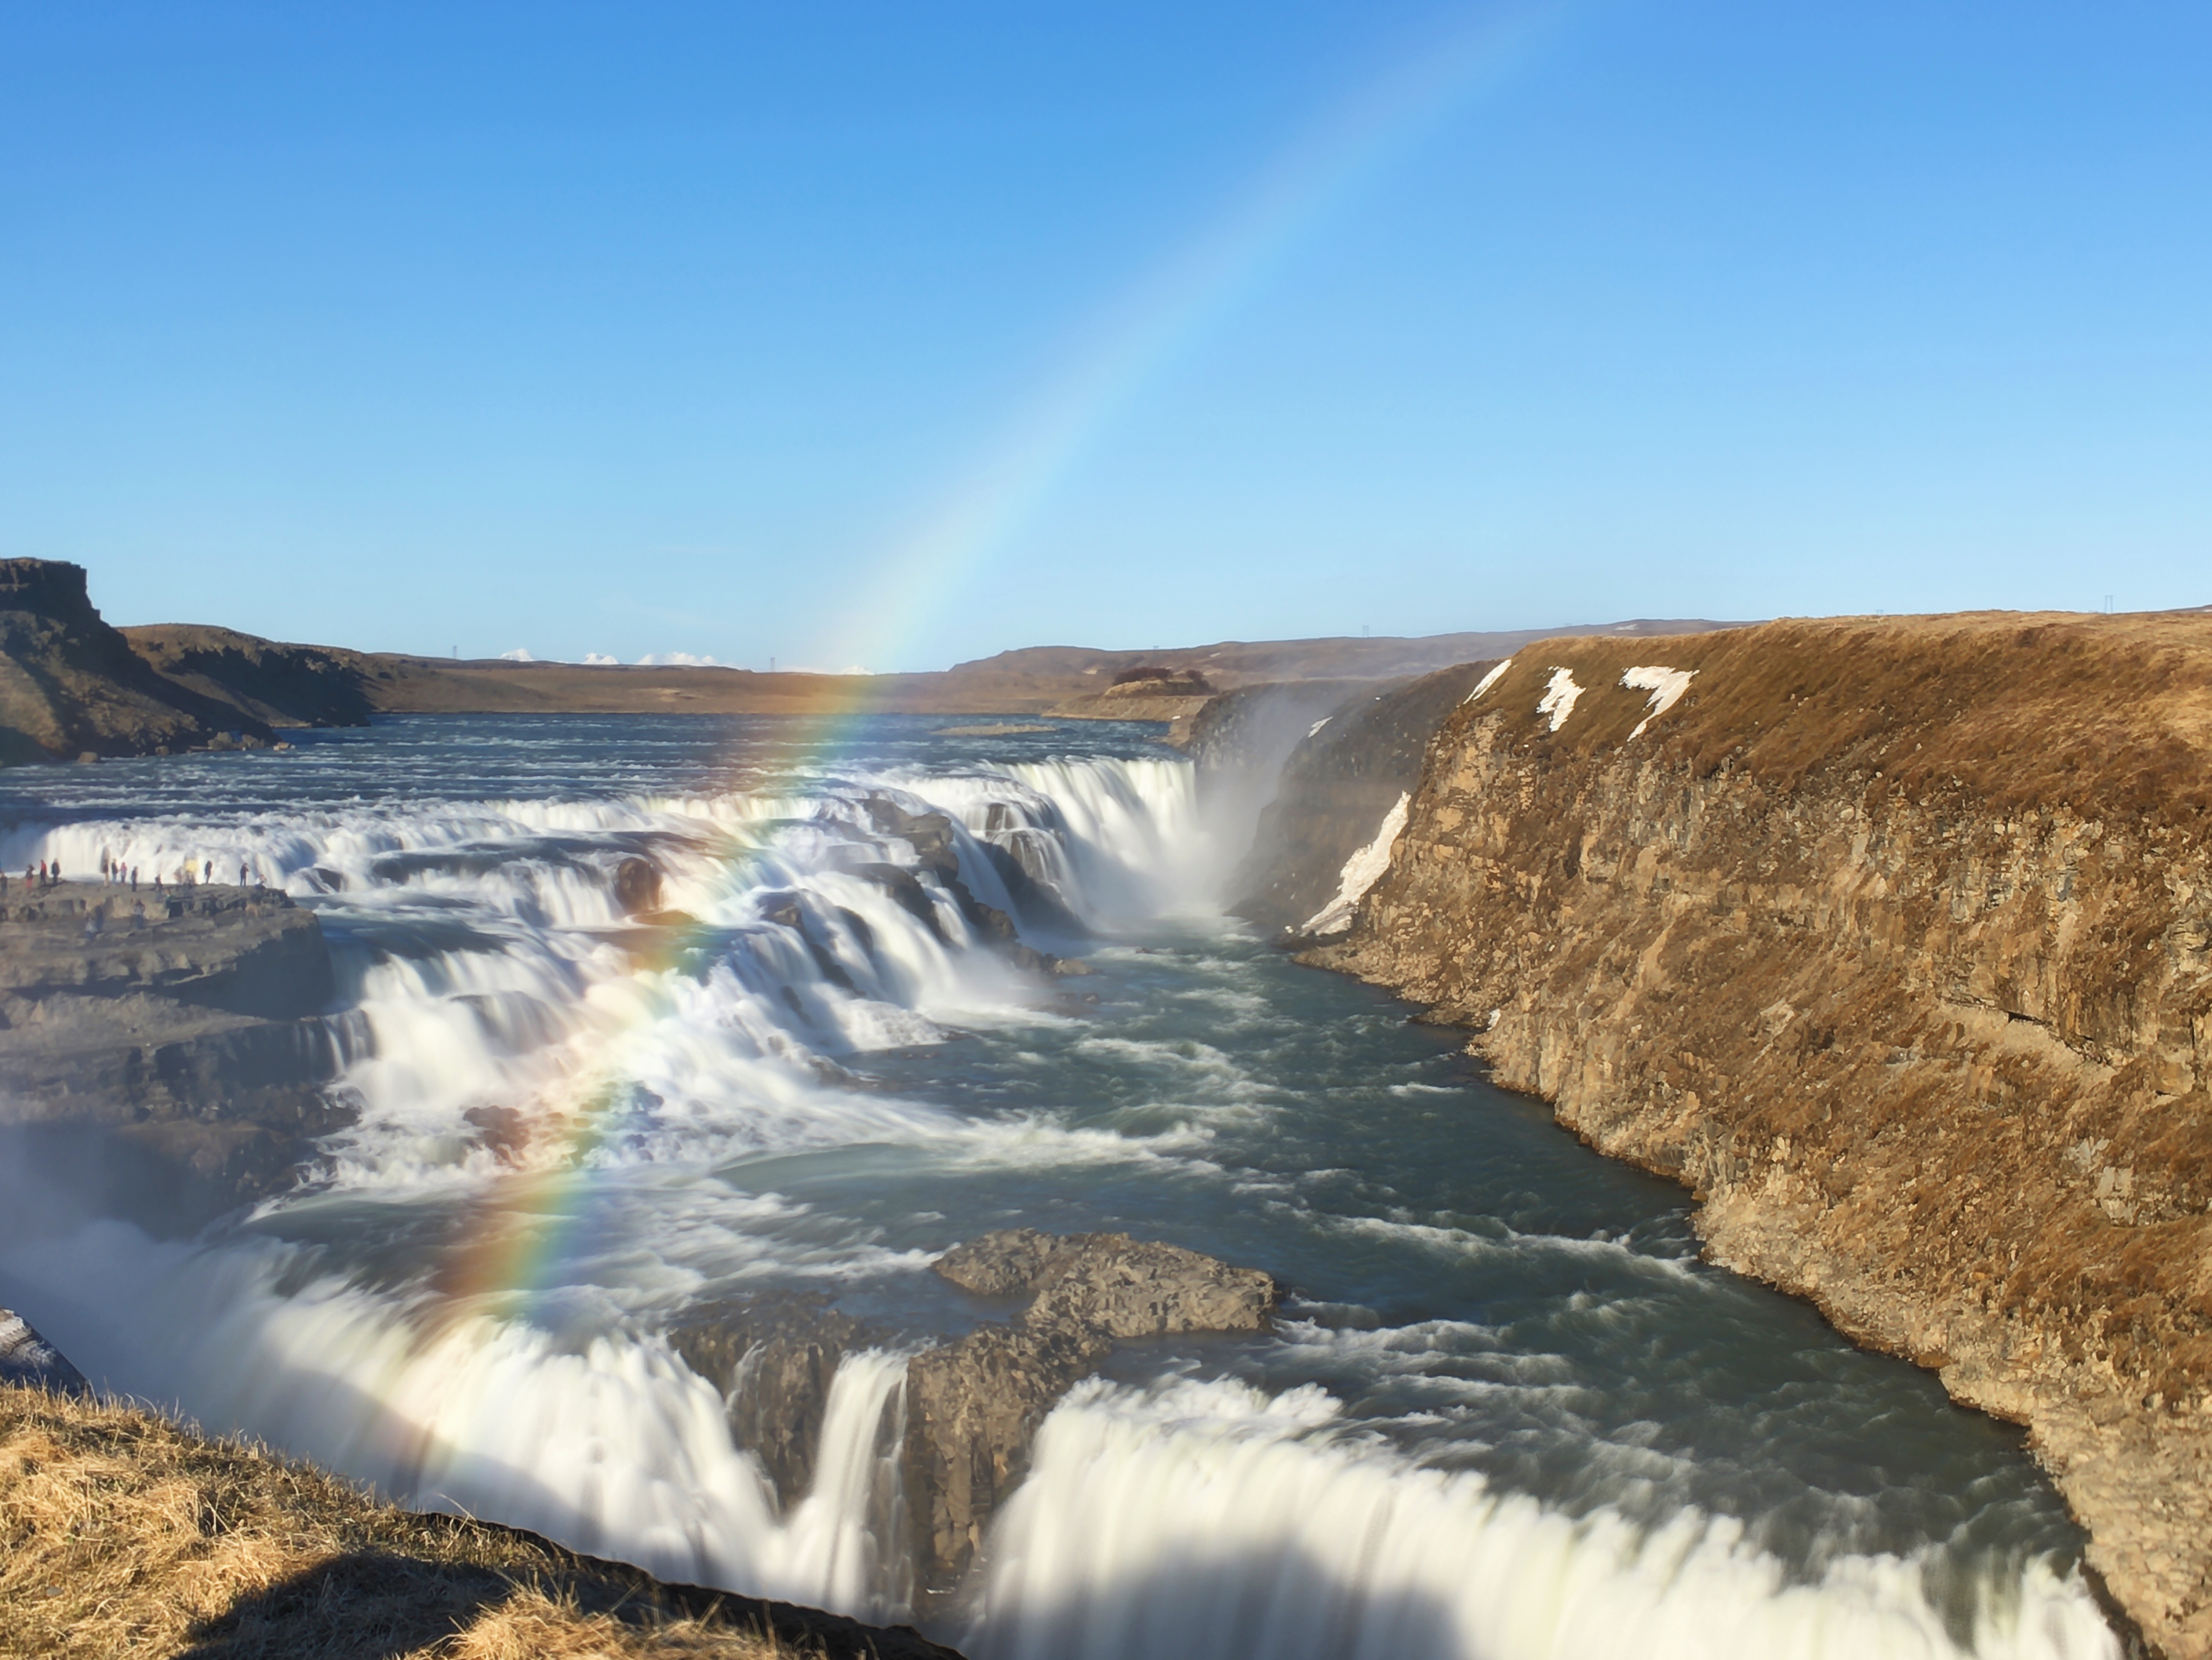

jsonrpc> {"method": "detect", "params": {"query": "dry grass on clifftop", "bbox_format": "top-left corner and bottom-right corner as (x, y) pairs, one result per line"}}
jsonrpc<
(1470, 609), (2212, 823)
(0, 1383), (815, 1660)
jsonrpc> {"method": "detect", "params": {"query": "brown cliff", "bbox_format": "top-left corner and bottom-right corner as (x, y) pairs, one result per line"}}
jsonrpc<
(1310, 612), (2212, 1657)
(0, 561), (259, 761)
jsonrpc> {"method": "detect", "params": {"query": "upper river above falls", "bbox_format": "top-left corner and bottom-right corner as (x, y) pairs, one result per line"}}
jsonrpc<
(0, 713), (2118, 1659)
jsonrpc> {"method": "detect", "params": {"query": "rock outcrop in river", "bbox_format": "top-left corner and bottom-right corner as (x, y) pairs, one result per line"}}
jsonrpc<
(1302, 612), (2212, 1658)
(671, 1230), (1277, 1593)
(906, 1228), (1277, 1584)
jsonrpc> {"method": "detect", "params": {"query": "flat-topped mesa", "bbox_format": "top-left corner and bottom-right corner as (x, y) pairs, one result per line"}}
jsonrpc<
(906, 1229), (1276, 1588)
(1302, 611), (2212, 1659)
(0, 559), (266, 762)
(0, 882), (347, 1233)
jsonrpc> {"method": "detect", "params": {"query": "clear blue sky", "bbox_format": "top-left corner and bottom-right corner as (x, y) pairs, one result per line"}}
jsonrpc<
(3, 2), (2206, 669)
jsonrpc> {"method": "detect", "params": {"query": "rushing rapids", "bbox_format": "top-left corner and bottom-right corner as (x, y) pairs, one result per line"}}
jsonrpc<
(0, 714), (2121, 1659)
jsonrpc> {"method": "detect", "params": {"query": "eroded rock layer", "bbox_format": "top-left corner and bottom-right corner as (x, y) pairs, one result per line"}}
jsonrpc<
(0, 884), (348, 1231)
(1311, 612), (2212, 1658)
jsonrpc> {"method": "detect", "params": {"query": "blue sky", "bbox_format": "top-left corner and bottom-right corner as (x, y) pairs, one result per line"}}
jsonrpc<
(2, 3), (2206, 669)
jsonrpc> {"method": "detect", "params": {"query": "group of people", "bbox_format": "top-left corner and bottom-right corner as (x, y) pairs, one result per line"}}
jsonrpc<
(2, 859), (70, 897)
(0, 852), (271, 898)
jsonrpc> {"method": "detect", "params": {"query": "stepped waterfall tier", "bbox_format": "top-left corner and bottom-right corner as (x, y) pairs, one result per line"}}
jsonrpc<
(0, 712), (2125, 1659)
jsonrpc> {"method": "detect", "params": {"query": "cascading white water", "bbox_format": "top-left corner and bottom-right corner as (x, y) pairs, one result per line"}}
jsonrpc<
(966, 1377), (2113, 1660)
(0, 729), (2122, 1659)
(5, 1220), (914, 1618)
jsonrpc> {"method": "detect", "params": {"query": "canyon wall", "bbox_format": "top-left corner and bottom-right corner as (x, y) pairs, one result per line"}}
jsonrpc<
(1306, 613), (2212, 1658)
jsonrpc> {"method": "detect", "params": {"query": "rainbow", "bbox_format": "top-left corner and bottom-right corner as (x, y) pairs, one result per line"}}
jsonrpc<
(410, 0), (1574, 1343)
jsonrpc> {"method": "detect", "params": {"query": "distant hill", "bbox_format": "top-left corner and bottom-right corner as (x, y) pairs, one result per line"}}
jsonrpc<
(0, 554), (1751, 760)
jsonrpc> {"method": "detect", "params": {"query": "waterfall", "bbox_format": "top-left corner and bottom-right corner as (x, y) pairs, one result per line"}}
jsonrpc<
(0, 731), (2120, 1660)
(964, 1377), (2114, 1660)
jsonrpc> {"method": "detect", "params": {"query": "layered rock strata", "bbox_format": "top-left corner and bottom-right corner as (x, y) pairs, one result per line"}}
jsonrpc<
(1309, 613), (2212, 1658)
(0, 883), (347, 1231)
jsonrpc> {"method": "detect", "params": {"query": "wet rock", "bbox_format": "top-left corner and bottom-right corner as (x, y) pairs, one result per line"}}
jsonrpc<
(0, 1306), (88, 1395)
(906, 1228), (1276, 1586)
(856, 862), (949, 942)
(669, 1293), (882, 1510)
(612, 855), (663, 916)
(859, 797), (1076, 971)
(462, 1103), (528, 1165)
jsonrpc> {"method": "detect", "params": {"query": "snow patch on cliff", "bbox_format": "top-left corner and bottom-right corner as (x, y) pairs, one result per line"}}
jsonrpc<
(1300, 792), (1412, 937)
(1463, 659), (1514, 704)
(1537, 668), (1584, 732)
(1622, 665), (1696, 739)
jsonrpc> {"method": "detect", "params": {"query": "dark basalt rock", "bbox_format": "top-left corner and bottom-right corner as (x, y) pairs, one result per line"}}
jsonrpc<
(612, 855), (663, 917)
(859, 797), (1077, 973)
(669, 1293), (882, 1509)
(0, 1306), (88, 1395)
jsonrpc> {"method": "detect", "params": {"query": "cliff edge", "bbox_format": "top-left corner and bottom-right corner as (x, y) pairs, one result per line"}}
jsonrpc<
(1309, 611), (2212, 1657)
(0, 561), (258, 761)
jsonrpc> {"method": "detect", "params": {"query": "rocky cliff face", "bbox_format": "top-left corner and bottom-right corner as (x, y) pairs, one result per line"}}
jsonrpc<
(0, 560), (262, 762)
(1307, 613), (2212, 1658)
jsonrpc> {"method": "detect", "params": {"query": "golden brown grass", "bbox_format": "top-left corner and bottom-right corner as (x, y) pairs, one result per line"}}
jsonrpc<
(1463, 609), (2212, 826)
(0, 1383), (810, 1660)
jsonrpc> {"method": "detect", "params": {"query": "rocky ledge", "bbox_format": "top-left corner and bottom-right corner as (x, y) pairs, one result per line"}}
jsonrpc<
(1306, 612), (2212, 1658)
(671, 1229), (1277, 1594)
(0, 882), (348, 1232)
(0, 1304), (88, 1394)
